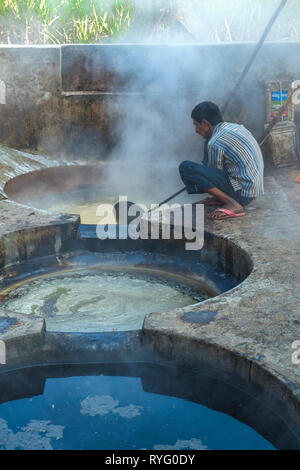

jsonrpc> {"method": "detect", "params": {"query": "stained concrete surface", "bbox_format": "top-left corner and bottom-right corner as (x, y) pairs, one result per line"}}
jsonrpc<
(2, 43), (300, 157)
(142, 164), (300, 437)
(0, 144), (73, 199)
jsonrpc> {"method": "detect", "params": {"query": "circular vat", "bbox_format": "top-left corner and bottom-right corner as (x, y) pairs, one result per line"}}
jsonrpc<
(0, 360), (298, 450)
(1, 164), (253, 333)
(4, 164), (175, 225)
(0, 237), (243, 332)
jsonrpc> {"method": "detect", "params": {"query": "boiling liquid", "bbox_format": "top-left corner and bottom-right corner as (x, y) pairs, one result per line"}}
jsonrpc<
(1, 269), (205, 332)
(48, 198), (118, 225)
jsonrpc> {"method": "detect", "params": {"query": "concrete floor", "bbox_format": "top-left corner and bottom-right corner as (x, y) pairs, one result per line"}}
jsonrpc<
(143, 164), (300, 442)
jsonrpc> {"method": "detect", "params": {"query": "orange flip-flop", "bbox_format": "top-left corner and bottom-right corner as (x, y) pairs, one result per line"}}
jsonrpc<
(207, 208), (245, 220)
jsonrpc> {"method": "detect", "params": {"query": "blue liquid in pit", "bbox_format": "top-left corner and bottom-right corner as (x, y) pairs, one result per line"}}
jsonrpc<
(0, 364), (276, 451)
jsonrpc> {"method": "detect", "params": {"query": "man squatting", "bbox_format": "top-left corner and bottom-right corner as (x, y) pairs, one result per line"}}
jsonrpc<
(179, 101), (264, 220)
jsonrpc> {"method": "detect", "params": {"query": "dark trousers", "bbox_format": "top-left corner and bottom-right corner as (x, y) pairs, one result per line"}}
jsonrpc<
(179, 160), (254, 206)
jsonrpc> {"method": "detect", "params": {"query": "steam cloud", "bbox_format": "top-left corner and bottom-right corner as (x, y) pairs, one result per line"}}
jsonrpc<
(1, 0), (296, 206)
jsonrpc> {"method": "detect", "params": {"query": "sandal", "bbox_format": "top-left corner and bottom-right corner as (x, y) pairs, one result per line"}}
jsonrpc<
(207, 208), (245, 220)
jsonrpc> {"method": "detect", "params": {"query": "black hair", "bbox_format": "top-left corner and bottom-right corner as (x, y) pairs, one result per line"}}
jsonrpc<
(191, 101), (223, 126)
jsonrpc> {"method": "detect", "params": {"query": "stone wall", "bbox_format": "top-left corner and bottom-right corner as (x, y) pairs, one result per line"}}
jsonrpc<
(0, 46), (61, 151)
(1, 42), (300, 160)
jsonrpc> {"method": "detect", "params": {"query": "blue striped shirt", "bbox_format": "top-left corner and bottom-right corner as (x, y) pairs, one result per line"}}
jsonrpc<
(204, 122), (264, 198)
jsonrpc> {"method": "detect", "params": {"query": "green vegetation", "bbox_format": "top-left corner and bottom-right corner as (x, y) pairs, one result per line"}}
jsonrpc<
(0, 0), (300, 45)
(0, 0), (132, 44)
(177, 0), (300, 42)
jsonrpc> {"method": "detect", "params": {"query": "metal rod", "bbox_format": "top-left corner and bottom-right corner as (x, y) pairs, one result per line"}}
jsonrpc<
(136, 186), (186, 227)
(222, 0), (288, 116)
(147, 186), (186, 215)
